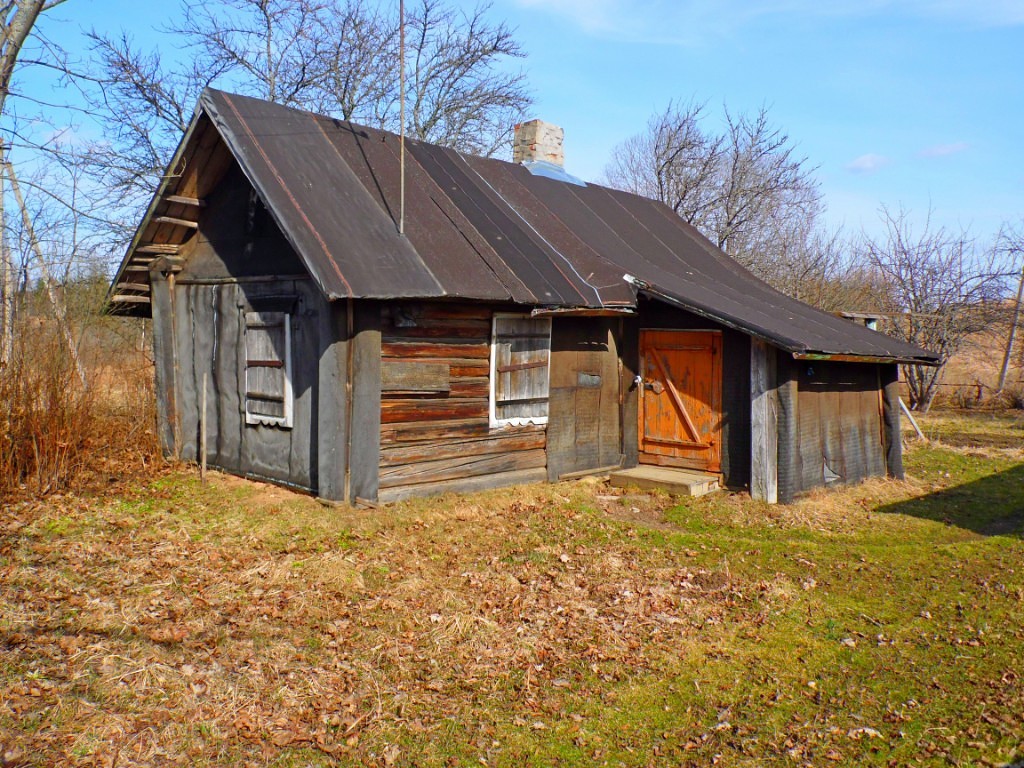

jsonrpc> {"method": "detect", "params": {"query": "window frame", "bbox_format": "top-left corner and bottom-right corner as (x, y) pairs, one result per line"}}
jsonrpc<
(489, 312), (552, 428)
(243, 310), (294, 429)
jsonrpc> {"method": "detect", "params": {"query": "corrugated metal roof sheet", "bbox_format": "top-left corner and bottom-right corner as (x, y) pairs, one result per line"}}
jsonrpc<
(109, 89), (938, 364)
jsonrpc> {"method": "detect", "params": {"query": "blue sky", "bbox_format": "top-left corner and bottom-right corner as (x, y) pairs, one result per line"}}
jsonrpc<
(29, 0), (1024, 244)
(486, 0), (1024, 242)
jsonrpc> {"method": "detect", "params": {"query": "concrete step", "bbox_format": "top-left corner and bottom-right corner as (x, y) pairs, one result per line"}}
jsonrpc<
(608, 466), (721, 497)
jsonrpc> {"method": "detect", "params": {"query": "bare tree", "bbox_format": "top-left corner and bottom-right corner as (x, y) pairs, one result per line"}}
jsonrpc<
(1, 0), (69, 364)
(79, 32), (212, 219)
(603, 100), (723, 230)
(995, 221), (1024, 394)
(712, 108), (820, 262)
(862, 205), (1013, 412)
(313, 0), (398, 123)
(84, 0), (532, 229)
(172, 0), (332, 107)
(399, 0), (530, 156)
(604, 102), (829, 302)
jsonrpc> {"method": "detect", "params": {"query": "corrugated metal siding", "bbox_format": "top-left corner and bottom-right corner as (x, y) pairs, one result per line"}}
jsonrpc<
(793, 361), (886, 494)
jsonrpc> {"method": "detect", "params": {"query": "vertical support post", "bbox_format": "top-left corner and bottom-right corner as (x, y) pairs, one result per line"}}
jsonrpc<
(750, 338), (778, 503)
(618, 315), (640, 468)
(348, 301), (382, 504)
(200, 372), (208, 482)
(149, 266), (180, 459)
(398, 0), (406, 236)
(880, 364), (905, 478)
(775, 351), (799, 504)
(316, 299), (349, 501)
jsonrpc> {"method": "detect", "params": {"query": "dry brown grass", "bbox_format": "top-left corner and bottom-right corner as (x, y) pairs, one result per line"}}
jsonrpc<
(1, 477), (759, 766)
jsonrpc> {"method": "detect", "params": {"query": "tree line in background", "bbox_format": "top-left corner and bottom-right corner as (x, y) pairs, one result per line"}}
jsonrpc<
(0, 0), (1023, 439)
(605, 101), (1022, 411)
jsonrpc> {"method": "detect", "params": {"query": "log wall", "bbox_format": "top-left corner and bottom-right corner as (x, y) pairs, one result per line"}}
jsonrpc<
(377, 302), (547, 502)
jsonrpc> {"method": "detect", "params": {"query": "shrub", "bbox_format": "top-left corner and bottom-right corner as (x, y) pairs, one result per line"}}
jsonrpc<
(0, 322), (94, 496)
(0, 306), (159, 500)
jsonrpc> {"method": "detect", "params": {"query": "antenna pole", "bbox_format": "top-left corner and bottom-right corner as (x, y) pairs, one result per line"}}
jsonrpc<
(399, 0), (406, 236)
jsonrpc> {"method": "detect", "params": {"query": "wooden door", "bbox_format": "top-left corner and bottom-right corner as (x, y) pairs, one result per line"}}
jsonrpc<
(638, 330), (722, 472)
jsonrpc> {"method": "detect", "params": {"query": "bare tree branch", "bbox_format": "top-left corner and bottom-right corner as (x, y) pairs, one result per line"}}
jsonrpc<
(862, 205), (1014, 411)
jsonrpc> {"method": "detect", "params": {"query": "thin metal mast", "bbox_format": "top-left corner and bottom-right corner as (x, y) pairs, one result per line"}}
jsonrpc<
(399, 0), (406, 236)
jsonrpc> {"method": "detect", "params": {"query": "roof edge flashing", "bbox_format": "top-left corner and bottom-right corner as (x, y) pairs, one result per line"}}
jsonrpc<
(520, 159), (587, 187)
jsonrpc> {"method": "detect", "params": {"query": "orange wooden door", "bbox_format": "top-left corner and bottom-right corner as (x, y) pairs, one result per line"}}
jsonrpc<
(638, 330), (722, 472)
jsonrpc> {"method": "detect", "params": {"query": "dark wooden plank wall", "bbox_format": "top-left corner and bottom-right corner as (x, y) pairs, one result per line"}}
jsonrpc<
(794, 360), (886, 491)
(172, 279), (323, 492)
(378, 302), (546, 502)
(546, 318), (622, 480)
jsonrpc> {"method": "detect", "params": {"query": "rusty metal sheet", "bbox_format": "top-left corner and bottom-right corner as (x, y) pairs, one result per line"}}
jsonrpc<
(410, 142), (600, 306)
(580, 185), (937, 363)
(109, 88), (939, 364)
(461, 155), (637, 307)
(314, 116), (515, 301)
(204, 90), (444, 301)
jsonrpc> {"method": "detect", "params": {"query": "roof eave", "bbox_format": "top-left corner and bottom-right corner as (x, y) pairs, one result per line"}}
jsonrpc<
(104, 102), (209, 317)
(638, 285), (939, 365)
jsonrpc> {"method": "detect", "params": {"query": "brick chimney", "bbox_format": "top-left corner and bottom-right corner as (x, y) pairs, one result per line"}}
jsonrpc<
(513, 119), (564, 167)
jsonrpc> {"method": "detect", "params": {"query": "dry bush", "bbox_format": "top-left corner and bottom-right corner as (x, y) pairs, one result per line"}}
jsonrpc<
(0, 322), (95, 497)
(998, 386), (1024, 410)
(0, 303), (159, 501)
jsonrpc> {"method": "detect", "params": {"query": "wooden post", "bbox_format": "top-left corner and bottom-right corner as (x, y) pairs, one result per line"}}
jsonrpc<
(750, 338), (778, 503)
(997, 264), (1024, 394)
(348, 301), (382, 503)
(901, 399), (925, 442)
(200, 372), (208, 482)
(149, 265), (179, 459)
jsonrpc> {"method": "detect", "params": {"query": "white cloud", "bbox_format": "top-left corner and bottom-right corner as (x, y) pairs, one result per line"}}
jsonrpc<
(918, 141), (970, 158)
(845, 153), (891, 174)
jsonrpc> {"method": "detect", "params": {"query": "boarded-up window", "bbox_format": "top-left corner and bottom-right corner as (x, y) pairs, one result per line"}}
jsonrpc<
(244, 311), (293, 428)
(490, 314), (551, 426)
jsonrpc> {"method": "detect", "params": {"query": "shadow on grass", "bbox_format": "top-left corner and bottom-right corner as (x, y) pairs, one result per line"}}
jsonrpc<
(879, 463), (1024, 538)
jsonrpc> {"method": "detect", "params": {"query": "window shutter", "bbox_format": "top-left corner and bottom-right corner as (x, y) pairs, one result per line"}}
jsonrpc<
(492, 315), (551, 424)
(244, 311), (292, 426)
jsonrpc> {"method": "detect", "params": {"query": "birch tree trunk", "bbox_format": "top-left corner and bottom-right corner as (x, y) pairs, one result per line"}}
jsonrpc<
(0, 1), (69, 365)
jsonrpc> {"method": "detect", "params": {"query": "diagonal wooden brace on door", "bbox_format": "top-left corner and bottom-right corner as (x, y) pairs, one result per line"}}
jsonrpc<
(651, 350), (710, 449)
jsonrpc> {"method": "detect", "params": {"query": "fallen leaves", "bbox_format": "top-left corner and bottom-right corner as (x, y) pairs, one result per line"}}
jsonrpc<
(1, 468), (1022, 767)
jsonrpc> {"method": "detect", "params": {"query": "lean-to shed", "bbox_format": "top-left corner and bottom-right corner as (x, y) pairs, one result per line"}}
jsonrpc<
(107, 89), (938, 504)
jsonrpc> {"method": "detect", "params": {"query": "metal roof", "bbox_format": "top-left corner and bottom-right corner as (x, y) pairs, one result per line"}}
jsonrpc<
(108, 89), (938, 364)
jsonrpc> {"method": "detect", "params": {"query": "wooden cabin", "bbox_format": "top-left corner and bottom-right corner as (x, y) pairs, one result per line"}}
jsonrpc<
(107, 90), (937, 504)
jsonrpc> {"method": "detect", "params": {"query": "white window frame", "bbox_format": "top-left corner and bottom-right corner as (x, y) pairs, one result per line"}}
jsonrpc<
(243, 310), (294, 428)
(489, 312), (552, 428)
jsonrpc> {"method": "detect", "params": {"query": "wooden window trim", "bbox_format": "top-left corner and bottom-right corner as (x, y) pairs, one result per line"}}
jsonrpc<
(489, 312), (551, 428)
(244, 311), (294, 429)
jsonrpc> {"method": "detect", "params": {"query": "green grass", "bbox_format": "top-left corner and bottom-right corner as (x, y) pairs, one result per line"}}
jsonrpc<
(1, 412), (1022, 766)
